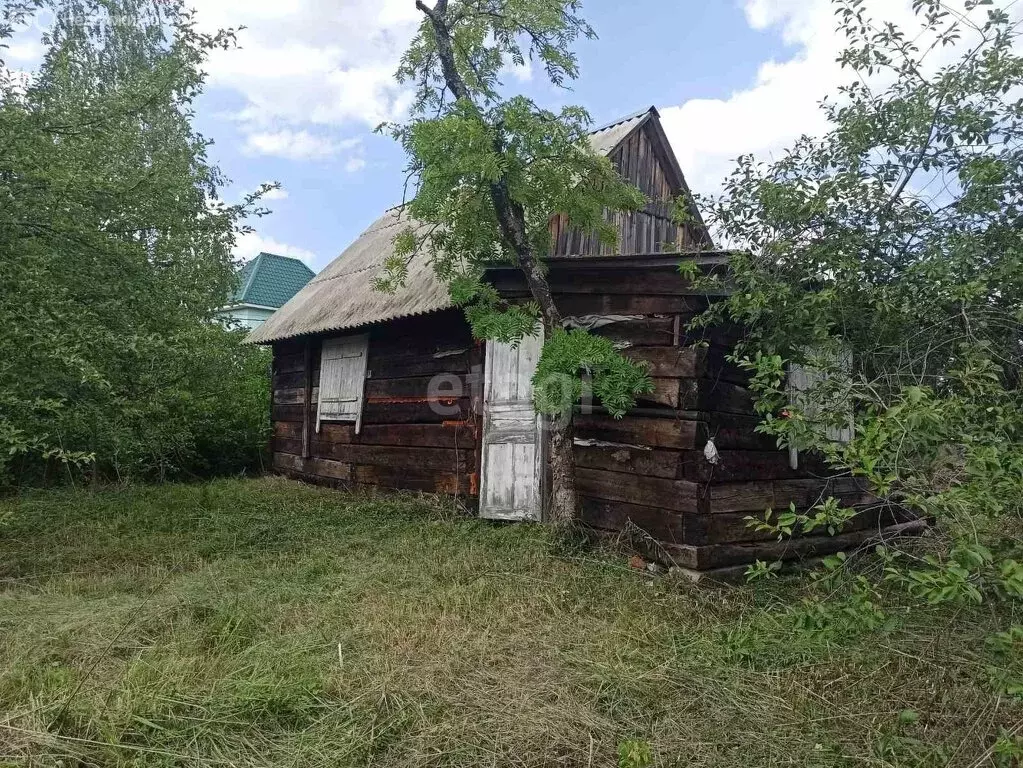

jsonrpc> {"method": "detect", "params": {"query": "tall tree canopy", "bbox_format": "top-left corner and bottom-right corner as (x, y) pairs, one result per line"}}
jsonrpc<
(0, 0), (271, 484)
(385, 0), (651, 525)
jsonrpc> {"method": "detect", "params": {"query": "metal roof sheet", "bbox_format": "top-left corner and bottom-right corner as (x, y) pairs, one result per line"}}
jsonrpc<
(587, 107), (654, 156)
(232, 252), (315, 309)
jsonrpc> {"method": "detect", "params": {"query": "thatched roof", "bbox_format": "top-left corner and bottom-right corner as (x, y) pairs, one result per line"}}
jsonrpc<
(247, 107), (671, 344)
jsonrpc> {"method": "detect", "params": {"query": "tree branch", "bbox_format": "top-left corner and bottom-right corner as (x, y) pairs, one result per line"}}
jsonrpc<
(412, 0), (562, 329)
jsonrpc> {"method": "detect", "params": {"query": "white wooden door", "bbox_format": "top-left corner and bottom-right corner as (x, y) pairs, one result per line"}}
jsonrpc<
(479, 331), (545, 521)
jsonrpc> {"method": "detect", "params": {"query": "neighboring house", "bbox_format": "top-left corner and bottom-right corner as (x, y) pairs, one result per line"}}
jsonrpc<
(247, 107), (910, 575)
(219, 252), (315, 330)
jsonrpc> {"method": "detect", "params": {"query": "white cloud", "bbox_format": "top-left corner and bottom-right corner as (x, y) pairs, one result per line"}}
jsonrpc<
(186, 0), (425, 165)
(190, 1), (544, 163)
(501, 57), (533, 83)
(191, 0), (421, 139)
(660, 0), (1017, 200)
(4, 40), (43, 62)
(235, 231), (318, 268)
(261, 187), (289, 201)
(242, 129), (362, 161)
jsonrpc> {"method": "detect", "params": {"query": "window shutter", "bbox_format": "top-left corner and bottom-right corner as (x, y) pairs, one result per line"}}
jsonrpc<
(317, 334), (369, 434)
(787, 347), (854, 469)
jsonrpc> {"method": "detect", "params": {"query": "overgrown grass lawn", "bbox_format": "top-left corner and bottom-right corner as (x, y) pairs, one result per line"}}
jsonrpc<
(1, 478), (1019, 767)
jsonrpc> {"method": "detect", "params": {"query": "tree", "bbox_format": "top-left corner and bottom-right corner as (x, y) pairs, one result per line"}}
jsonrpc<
(688, 0), (1023, 601)
(384, 0), (650, 526)
(0, 0), (272, 484)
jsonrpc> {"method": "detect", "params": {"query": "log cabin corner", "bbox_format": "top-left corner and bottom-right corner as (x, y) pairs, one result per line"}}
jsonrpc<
(246, 107), (914, 574)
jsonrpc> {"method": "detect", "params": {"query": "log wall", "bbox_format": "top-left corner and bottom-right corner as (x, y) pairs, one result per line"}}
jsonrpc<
(267, 265), (906, 571)
(270, 310), (481, 498)
(491, 260), (906, 570)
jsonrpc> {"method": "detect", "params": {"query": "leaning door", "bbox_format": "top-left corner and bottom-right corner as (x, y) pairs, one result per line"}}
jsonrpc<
(479, 331), (545, 521)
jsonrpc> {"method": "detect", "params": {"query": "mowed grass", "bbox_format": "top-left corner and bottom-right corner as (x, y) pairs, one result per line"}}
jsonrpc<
(0, 478), (1020, 767)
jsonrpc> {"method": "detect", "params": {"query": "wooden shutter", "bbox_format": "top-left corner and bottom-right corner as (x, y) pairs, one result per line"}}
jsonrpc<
(317, 334), (369, 434)
(479, 332), (545, 521)
(787, 347), (854, 468)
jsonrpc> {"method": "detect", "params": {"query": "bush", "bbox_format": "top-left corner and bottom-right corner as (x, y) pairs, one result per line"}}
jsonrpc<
(0, 0), (273, 487)
(687, 0), (1023, 606)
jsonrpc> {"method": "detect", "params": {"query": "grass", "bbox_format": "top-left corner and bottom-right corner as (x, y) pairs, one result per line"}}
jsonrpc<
(0, 477), (1020, 767)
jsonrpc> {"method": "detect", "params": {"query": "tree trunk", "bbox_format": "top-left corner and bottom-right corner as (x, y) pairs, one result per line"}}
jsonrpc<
(547, 409), (577, 528)
(416, 0), (579, 527)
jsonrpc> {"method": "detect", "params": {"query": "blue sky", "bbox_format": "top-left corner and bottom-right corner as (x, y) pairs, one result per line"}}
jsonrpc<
(5, 0), (984, 272)
(192, 0), (805, 271)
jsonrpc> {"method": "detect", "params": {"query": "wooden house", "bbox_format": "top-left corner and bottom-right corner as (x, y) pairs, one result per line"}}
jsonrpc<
(247, 107), (911, 573)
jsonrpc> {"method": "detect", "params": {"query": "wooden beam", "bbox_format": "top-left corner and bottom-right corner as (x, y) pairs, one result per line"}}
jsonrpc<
(302, 338), (313, 459)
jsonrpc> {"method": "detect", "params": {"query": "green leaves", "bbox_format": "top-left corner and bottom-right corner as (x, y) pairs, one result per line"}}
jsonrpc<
(533, 329), (653, 417)
(685, 0), (1023, 611)
(1, 0), (270, 484)
(388, 0), (652, 428)
(746, 498), (858, 541)
(617, 739), (653, 768)
(398, 0), (595, 112)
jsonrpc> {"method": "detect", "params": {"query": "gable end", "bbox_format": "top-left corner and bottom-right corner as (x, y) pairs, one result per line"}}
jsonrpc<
(550, 108), (713, 257)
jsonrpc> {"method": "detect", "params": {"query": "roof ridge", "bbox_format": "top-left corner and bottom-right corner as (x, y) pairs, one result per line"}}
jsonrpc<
(260, 251), (315, 275)
(366, 211), (418, 235)
(589, 106), (656, 135)
(313, 262), (383, 283)
(238, 252), (262, 302)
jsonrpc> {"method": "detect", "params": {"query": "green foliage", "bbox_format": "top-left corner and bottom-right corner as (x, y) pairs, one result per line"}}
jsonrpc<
(617, 739), (653, 768)
(687, 0), (1023, 619)
(385, 0), (649, 419)
(883, 542), (993, 605)
(533, 329), (653, 417)
(461, 282), (542, 343)
(993, 731), (1023, 768)
(0, 0), (271, 485)
(746, 498), (859, 541)
(744, 559), (781, 582)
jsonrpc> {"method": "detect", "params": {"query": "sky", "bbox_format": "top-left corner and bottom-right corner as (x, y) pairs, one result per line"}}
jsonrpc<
(1, 0), (999, 272)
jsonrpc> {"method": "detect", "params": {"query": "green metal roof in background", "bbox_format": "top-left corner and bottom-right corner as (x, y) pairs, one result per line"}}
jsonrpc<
(232, 252), (316, 309)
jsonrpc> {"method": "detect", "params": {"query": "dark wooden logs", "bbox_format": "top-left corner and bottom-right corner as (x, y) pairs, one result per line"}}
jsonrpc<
(263, 254), (907, 571)
(707, 477), (876, 514)
(580, 497), (685, 542)
(661, 520), (926, 571)
(301, 339), (313, 459)
(575, 468), (700, 513)
(574, 414), (699, 450)
(574, 444), (679, 479)
(270, 310), (479, 498)
(683, 504), (915, 546)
